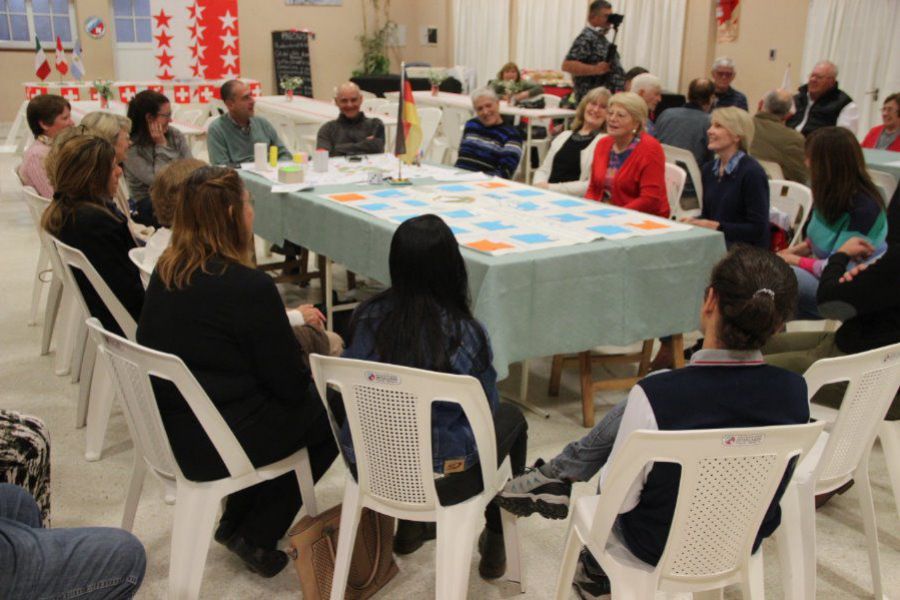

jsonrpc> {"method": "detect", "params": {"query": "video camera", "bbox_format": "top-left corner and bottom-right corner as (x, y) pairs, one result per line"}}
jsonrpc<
(607, 13), (624, 30)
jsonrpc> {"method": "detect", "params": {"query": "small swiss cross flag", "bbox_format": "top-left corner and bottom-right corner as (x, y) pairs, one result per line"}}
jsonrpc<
(119, 85), (138, 103)
(173, 85), (192, 104)
(90, 87), (99, 101)
(147, 84), (164, 93)
(26, 86), (48, 100)
(60, 87), (81, 101)
(249, 82), (261, 98)
(195, 84), (216, 104)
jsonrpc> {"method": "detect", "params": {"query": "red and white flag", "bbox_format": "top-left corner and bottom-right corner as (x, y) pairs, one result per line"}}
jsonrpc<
(151, 0), (240, 80)
(34, 38), (51, 81)
(54, 36), (69, 75)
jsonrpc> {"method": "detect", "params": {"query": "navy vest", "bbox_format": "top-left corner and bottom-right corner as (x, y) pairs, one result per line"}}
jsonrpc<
(617, 364), (809, 566)
(787, 84), (853, 136)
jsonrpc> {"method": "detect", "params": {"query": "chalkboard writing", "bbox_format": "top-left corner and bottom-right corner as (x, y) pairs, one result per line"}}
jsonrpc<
(272, 31), (314, 97)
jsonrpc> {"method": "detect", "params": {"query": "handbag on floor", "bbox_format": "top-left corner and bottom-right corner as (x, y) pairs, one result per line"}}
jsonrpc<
(288, 504), (398, 600)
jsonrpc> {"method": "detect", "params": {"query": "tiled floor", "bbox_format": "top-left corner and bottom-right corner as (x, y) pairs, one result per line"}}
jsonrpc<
(1, 150), (897, 599)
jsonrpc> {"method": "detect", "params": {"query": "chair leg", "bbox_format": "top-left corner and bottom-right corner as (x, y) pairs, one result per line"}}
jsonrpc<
(40, 275), (62, 355)
(294, 447), (318, 518)
(579, 351), (595, 427)
(775, 480), (816, 600)
(75, 336), (95, 429)
(637, 340), (653, 377)
(70, 313), (88, 383)
(121, 454), (147, 531)
(84, 356), (113, 461)
(738, 550), (764, 599)
(29, 246), (48, 326)
(168, 484), (219, 600)
(554, 524), (583, 600)
(54, 292), (78, 376)
(330, 483), (364, 600)
(435, 497), (483, 600)
(878, 421), (900, 520)
(854, 454), (884, 599)
(548, 354), (563, 397)
(500, 507), (525, 592)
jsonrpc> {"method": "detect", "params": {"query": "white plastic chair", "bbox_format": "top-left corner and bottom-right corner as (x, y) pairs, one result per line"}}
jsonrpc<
(540, 93), (562, 109)
(664, 163), (687, 220)
(867, 168), (897, 204)
(128, 247), (152, 289)
(359, 89), (376, 100)
(662, 144), (703, 217)
(758, 158), (785, 180)
(383, 91), (400, 102)
(373, 101), (399, 118)
(363, 98), (390, 114)
(878, 420), (900, 519)
(417, 106), (443, 157)
(774, 342), (900, 600)
(51, 237), (138, 461)
(13, 169), (46, 327)
(769, 179), (813, 246)
(85, 318), (318, 600)
(173, 107), (208, 127)
(555, 423), (824, 600)
(309, 355), (524, 600)
(432, 107), (470, 164)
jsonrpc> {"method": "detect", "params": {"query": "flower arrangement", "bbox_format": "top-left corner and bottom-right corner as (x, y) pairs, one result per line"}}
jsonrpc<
(93, 80), (114, 107)
(280, 76), (304, 100)
(427, 69), (446, 95)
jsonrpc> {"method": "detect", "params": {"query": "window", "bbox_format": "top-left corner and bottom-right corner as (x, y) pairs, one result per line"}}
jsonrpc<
(0, 0), (75, 48)
(113, 0), (152, 44)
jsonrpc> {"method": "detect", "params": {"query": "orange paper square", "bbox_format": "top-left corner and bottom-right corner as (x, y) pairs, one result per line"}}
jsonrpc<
(628, 220), (669, 230)
(329, 193), (368, 202)
(477, 181), (508, 189)
(466, 239), (514, 252)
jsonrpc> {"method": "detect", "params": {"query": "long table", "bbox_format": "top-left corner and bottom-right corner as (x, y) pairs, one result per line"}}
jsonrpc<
(240, 170), (727, 381)
(864, 148), (900, 179)
(68, 100), (205, 141)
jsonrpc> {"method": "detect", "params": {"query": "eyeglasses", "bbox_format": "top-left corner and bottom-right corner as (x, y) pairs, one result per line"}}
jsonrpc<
(157, 112), (173, 119)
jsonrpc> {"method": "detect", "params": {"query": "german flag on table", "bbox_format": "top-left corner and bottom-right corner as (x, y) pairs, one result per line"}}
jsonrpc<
(394, 64), (423, 164)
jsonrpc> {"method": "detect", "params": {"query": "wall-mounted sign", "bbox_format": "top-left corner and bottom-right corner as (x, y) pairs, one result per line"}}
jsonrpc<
(84, 16), (106, 39)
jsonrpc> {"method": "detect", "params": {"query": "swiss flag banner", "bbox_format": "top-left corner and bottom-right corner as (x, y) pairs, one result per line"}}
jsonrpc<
(249, 81), (261, 98)
(119, 85), (138, 103)
(26, 86), (48, 100)
(195, 84), (216, 103)
(193, 0), (239, 80)
(90, 87), (99, 100)
(173, 85), (192, 104)
(60, 87), (81, 102)
(147, 84), (164, 93)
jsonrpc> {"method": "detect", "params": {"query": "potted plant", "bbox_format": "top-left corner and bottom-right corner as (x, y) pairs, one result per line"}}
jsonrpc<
(280, 76), (304, 101)
(427, 69), (446, 96)
(93, 80), (114, 108)
(352, 0), (396, 77)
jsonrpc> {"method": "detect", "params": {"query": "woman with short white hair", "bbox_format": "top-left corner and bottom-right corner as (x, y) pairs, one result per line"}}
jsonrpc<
(630, 73), (663, 135)
(454, 88), (523, 179)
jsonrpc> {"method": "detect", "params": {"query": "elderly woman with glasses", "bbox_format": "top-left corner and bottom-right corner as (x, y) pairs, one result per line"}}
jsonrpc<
(124, 90), (192, 226)
(533, 86), (610, 196)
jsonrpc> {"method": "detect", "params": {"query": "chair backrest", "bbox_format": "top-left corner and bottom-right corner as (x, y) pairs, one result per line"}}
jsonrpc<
(85, 318), (258, 482)
(540, 93), (562, 109)
(359, 89), (377, 100)
(383, 91), (400, 102)
(769, 179), (813, 246)
(22, 186), (69, 283)
(309, 354), (499, 513)
(173, 107), (208, 127)
(363, 98), (390, 114)
(664, 163), (687, 219)
(50, 236), (138, 341)
(662, 144), (704, 206)
(757, 159), (785, 180)
(592, 423), (823, 589)
(802, 342), (900, 491)
(439, 106), (470, 151)
(867, 168), (897, 205)
(128, 247), (151, 289)
(374, 102), (399, 118)
(417, 107), (443, 154)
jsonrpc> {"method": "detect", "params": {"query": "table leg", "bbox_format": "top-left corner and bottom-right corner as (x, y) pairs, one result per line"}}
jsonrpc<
(325, 258), (334, 333)
(579, 351), (595, 428)
(501, 360), (550, 419)
(524, 121), (534, 183)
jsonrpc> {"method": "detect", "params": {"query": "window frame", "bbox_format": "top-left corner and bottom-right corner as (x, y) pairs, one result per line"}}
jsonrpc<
(0, 0), (77, 50)
(111, 0), (152, 47)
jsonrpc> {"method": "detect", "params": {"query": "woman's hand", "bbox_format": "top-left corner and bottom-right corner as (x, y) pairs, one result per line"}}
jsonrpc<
(149, 120), (167, 146)
(836, 237), (875, 261)
(296, 304), (326, 329)
(840, 262), (871, 283)
(683, 218), (719, 230)
(533, 181), (549, 189)
(777, 250), (802, 266)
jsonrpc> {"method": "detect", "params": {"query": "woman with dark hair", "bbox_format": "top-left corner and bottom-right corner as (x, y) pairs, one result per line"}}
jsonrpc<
(497, 246), (808, 597)
(778, 126), (886, 318)
(124, 90), (192, 226)
(342, 214), (528, 580)
(41, 134), (143, 335)
(137, 166), (337, 577)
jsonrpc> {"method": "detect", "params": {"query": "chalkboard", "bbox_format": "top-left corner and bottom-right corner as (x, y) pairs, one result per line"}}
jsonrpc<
(272, 30), (314, 97)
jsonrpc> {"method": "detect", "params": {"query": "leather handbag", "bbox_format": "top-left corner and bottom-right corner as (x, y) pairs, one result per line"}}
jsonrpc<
(288, 504), (398, 600)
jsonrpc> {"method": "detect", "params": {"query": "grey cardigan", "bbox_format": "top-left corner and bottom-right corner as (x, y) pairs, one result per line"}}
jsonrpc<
(123, 128), (192, 204)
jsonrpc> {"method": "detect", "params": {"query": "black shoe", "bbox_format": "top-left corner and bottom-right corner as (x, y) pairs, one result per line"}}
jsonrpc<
(495, 458), (572, 519)
(478, 528), (506, 580)
(393, 520), (436, 555)
(213, 518), (239, 545)
(572, 549), (611, 599)
(225, 535), (289, 578)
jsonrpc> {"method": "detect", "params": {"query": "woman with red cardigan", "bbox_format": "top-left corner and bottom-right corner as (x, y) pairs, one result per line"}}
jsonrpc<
(585, 91), (669, 218)
(861, 93), (899, 152)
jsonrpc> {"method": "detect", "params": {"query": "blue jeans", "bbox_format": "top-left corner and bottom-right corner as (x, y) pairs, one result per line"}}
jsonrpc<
(0, 483), (146, 599)
(791, 265), (822, 320)
(546, 399), (628, 482)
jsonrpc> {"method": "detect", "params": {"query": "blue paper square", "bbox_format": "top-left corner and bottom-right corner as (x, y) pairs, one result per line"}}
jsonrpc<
(514, 201), (540, 211)
(551, 213), (587, 223)
(372, 189), (407, 198)
(511, 189), (544, 197)
(590, 224), (631, 235)
(552, 199), (584, 208)
(512, 233), (553, 244)
(444, 209), (476, 219)
(359, 203), (392, 211)
(438, 184), (473, 192)
(586, 208), (626, 218)
(403, 199), (429, 207)
(476, 220), (515, 231)
(391, 214), (422, 223)
(449, 225), (469, 235)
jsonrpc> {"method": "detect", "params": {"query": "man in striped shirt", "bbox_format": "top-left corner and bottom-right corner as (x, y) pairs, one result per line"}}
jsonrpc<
(454, 88), (523, 179)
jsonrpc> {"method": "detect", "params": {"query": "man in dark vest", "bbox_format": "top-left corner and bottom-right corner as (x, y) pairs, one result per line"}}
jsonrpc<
(787, 60), (858, 136)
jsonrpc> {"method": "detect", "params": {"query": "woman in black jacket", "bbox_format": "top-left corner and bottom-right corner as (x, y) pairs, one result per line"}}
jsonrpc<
(137, 166), (337, 577)
(41, 133), (143, 335)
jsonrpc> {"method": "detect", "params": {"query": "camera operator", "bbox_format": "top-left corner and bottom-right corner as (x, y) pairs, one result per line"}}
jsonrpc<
(562, 1), (626, 101)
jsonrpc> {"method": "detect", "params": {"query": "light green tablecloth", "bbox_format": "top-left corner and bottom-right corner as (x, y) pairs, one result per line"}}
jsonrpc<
(242, 172), (727, 379)
(865, 148), (900, 178)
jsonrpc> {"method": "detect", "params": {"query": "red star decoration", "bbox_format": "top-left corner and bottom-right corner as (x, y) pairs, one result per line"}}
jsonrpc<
(187, 3), (197, 20)
(189, 43), (199, 58)
(154, 30), (173, 47)
(153, 9), (172, 29)
(156, 50), (173, 68)
(191, 62), (204, 78)
(158, 70), (175, 81)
